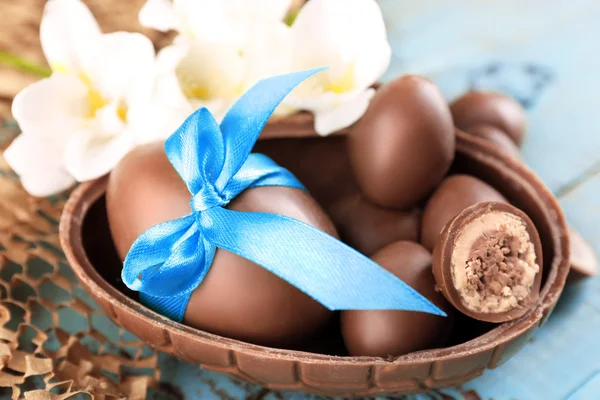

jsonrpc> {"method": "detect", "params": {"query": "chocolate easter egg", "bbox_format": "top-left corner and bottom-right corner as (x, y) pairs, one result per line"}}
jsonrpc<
(432, 202), (543, 323)
(328, 193), (420, 256)
(421, 174), (508, 251)
(106, 142), (335, 347)
(450, 91), (526, 145)
(341, 241), (452, 357)
(348, 75), (455, 209)
(463, 125), (520, 159)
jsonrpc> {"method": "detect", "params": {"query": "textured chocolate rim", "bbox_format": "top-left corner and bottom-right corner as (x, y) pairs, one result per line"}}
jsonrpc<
(433, 202), (544, 323)
(261, 112), (347, 138)
(59, 130), (569, 397)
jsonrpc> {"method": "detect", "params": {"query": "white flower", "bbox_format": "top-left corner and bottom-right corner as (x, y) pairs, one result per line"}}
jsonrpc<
(284, 0), (391, 135)
(5, 0), (156, 197)
(139, 0), (292, 40)
(138, 0), (294, 124)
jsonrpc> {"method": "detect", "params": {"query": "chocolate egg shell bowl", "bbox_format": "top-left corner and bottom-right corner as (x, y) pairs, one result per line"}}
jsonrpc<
(60, 123), (569, 397)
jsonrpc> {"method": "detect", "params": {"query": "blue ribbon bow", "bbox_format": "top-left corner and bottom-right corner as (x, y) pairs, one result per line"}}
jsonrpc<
(122, 68), (445, 322)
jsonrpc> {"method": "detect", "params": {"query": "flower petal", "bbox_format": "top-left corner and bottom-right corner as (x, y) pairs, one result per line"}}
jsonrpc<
(228, 0), (292, 21)
(173, 0), (240, 43)
(353, 38), (391, 91)
(245, 21), (292, 85)
(4, 134), (75, 197)
(174, 41), (246, 103)
(64, 129), (135, 182)
(312, 88), (375, 136)
(291, 0), (390, 91)
(242, 20), (297, 118)
(81, 32), (156, 108)
(11, 74), (88, 140)
(156, 44), (189, 75)
(127, 101), (191, 144)
(40, 0), (102, 73)
(139, 0), (179, 32)
(91, 103), (127, 137)
(154, 45), (194, 110)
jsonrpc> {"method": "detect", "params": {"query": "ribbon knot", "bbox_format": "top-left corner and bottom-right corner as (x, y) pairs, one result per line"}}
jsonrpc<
(122, 69), (445, 323)
(190, 184), (227, 213)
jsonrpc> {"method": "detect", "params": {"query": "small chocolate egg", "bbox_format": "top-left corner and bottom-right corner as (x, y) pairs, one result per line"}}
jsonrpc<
(348, 75), (455, 209)
(463, 125), (520, 159)
(341, 241), (452, 357)
(328, 193), (420, 256)
(107, 142), (335, 347)
(421, 175), (508, 251)
(450, 91), (526, 145)
(432, 202), (543, 323)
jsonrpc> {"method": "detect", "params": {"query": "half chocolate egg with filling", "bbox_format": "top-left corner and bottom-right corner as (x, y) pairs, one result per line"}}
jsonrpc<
(433, 201), (543, 322)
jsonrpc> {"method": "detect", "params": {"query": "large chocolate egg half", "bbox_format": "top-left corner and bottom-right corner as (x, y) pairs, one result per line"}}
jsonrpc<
(61, 128), (569, 397)
(106, 142), (335, 347)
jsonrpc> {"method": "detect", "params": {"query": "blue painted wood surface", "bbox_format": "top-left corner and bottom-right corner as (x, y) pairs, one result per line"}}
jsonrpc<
(158, 1), (600, 398)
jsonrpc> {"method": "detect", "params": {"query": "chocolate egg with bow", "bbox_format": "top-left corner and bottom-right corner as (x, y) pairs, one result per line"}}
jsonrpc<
(107, 142), (335, 347)
(341, 241), (452, 357)
(348, 75), (455, 209)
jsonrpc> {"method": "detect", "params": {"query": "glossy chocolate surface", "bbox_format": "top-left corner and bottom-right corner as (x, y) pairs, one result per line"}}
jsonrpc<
(432, 202), (543, 323)
(341, 241), (452, 357)
(451, 91), (527, 145)
(328, 193), (420, 256)
(421, 174), (508, 251)
(463, 125), (520, 159)
(348, 76), (455, 209)
(106, 142), (335, 347)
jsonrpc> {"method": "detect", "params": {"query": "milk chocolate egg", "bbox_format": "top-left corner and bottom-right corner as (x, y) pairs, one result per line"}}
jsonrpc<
(432, 202), (543, 323)
(328, 193), (420, 255)
(421, 174), (507, 251)
(106, 142), (335, 347)
(341, 241), (452, 357)
(349, 75), (455, 209)
(463, 125), (520, 159)
(450, 91), (526, 145)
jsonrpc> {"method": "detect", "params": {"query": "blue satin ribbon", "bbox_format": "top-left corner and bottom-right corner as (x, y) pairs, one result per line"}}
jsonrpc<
(122, 68), (445, 322)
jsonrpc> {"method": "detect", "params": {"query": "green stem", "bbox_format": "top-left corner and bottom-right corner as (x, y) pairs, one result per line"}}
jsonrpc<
(285, 9), (301, 26)
(0, 52), (51, 78)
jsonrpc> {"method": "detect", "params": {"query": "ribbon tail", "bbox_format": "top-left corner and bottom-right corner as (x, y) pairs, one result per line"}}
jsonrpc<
(201, 207), (446, 316)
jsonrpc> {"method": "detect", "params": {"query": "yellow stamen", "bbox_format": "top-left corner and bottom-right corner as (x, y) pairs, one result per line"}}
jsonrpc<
(325, 64), (355, 94)
(116, 103), (128, 122)
(184, 84), (213, 101)
(78, 72), (127, 122)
